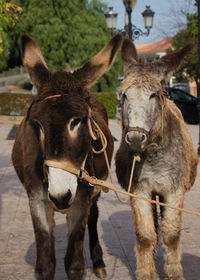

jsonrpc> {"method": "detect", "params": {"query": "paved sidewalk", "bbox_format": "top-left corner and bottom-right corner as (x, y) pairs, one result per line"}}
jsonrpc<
(0, 119), (200, 280)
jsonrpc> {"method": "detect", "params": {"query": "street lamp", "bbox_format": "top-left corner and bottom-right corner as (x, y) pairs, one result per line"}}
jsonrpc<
(125, 3), (155, 40)
(142, 6), (155, 34)
(104, 7), (118, 33)
(104, 3), (154, 41)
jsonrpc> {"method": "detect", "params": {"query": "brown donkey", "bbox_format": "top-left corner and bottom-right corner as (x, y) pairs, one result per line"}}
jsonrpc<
(115, 38), (198, 280)
(12, 33), (122, 280)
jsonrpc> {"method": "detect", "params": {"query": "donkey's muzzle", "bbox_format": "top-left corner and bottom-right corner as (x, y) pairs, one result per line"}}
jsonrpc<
(125, 127), (148, 151)
(49, 190), (72, 210)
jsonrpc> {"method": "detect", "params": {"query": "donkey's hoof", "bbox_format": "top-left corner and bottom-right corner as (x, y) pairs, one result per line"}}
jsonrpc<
(35, 270), (54, 280)
(136, 272), (160, 280)
(94, 267), (107, 279)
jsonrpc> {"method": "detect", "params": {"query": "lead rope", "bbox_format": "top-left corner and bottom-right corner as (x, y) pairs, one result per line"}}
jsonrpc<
(113, 154), (141, 203)
(91, 119), (141, 203)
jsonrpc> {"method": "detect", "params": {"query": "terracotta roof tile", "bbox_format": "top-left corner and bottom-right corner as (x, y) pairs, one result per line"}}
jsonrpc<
(8, 85), (24, 91)
(136, 38), (172, 54)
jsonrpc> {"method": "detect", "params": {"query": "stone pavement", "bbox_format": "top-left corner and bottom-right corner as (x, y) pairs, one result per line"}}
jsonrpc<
(0, 118), (200, 280)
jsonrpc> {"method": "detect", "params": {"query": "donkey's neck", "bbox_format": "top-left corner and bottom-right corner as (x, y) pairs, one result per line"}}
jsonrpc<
(146, 103), (185, 158)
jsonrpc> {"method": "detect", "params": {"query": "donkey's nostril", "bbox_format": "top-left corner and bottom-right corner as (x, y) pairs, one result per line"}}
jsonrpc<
(49, 190), (72, 210)
(125, 133), (131, 144)
(141, 133), (147, 143)
(125, 130), (148, 151)
(62, 190), (72, 204)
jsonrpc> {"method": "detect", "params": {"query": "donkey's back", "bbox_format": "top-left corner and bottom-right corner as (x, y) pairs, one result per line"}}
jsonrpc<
(166, 99), (198, 190)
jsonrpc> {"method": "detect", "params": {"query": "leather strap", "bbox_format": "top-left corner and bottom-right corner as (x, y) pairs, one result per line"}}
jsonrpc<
(44, 160), (114, 189)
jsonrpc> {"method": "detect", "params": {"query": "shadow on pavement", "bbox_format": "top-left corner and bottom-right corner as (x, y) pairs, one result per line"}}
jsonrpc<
(6, 124), (19, 140)
(101, 210), (136, 279)
(182, 253), (200, 280)
(25, 223), (67, 280)
(24, 211), (200, 280)
(0, 159), (22, 230)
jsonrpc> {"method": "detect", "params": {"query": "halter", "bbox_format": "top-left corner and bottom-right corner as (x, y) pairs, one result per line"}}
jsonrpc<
(42, 94), (106, 188)
(44, 117), (108, 190)
(43, 94), (62, 100)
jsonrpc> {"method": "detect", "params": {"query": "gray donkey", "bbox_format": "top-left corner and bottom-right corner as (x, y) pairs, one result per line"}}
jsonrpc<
(115, 38), (198, 280)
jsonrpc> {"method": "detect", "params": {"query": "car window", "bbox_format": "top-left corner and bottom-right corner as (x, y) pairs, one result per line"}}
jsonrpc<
(170, 91), (180, 101)
(171, 89), (192, 102)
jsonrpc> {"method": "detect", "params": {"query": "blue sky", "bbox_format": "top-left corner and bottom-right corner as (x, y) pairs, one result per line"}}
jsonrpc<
(104, 0), (196, 44)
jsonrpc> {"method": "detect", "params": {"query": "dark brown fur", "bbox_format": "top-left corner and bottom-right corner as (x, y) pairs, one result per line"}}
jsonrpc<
(12, 34), (123, 280)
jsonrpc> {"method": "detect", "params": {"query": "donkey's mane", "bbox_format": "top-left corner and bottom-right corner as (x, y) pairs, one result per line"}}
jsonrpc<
(119, 69), (161, 95)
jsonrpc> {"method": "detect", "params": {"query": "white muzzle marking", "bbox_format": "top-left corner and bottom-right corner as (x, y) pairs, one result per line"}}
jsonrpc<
(48, 166), (77, 204)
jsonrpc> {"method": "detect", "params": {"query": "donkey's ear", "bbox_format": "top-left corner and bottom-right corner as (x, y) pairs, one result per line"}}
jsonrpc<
(75, 33), (123, 90)
(20, 34), (50, 92)
(150, 43), (197, 81)
(121, 38), (138, 74)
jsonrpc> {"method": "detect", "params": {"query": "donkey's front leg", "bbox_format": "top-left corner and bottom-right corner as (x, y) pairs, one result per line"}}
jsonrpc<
(65, 187), (91, 280)
(29, 190), (55, 280)
(131, 194), (159, 280)
(88, 196), (106, 279)
(161, 192), (184, 280)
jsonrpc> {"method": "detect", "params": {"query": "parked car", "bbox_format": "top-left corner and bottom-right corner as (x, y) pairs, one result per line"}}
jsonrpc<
(169, 76), (190, 92)
(165, 86), (199, 124)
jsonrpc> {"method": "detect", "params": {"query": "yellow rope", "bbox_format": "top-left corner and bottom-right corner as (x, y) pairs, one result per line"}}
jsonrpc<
(91, 120), (108, 154)
(98, 183), (200, 217)
(92, 119), (141, 203)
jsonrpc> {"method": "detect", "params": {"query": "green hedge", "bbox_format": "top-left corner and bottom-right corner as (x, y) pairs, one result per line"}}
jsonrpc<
(0, 92), (117, 118)
(0, 93), (34, 116)
(92, 92), (117, 118)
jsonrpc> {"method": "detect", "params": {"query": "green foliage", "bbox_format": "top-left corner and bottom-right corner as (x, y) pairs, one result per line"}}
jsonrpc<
(171, 12), (198, 81)
(0, 31), (10, 69)
(0, 1), (22, 55)
(92, 92), (117, 118)
(2, 0), (121, 92)
(0, 92), (117, 118)
(187, 13), (198, 37)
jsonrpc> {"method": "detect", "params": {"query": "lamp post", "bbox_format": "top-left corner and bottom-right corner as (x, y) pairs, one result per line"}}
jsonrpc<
(196, 0), (200, 155)
(105, 2), (155, 41)
(142, 6), (155, 34)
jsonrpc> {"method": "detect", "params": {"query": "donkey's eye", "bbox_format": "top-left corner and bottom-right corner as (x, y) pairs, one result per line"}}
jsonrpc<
(70, 118), (81, 130)
(150, 93), (157, 99)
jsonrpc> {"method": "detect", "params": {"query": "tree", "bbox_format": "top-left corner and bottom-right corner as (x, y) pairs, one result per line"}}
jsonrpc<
(3, 0), (122, 92)
(0, 0), (22, 69)
(171, 12), (198, 81)
(155, 0), (196, 39)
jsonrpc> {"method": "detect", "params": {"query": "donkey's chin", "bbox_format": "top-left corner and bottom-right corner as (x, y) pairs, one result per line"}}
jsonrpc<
(48, 167), (77, 210)
(126, 139), (147, 153)
(125, 131), (148, 153)
(128, 143), (147, 153)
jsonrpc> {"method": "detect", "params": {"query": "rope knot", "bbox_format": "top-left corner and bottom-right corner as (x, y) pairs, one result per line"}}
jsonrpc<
(134, 154), (141, 163)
